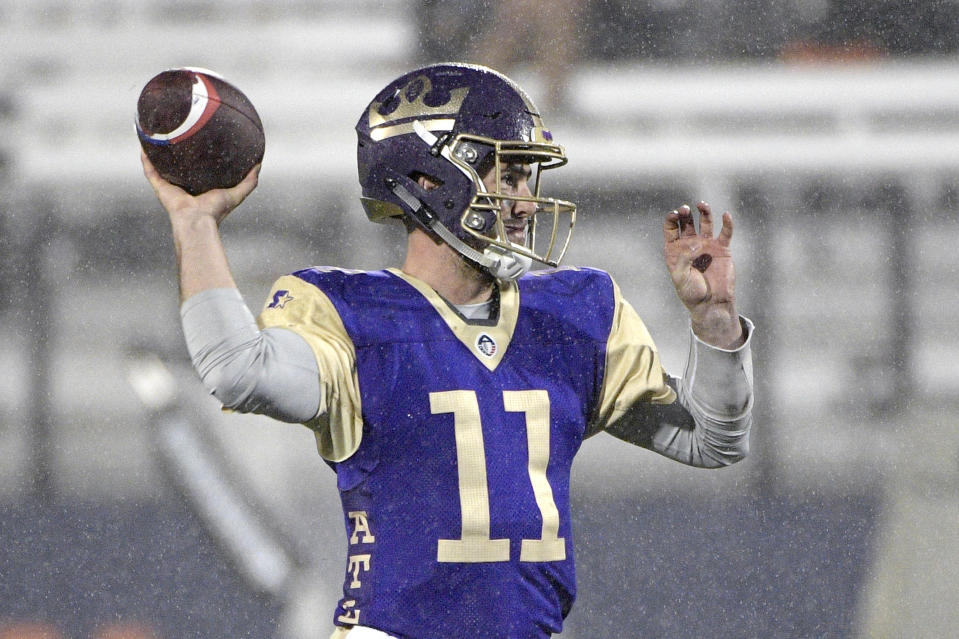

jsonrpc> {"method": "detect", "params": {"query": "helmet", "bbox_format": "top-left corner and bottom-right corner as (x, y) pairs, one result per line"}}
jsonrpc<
(356, 63), (576, 280)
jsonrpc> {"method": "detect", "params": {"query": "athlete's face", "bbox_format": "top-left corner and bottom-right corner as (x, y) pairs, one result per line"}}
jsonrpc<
(481, 161), (537, 246)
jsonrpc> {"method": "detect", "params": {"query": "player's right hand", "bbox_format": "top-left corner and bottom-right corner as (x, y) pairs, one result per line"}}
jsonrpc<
(141, 151), (260, 228)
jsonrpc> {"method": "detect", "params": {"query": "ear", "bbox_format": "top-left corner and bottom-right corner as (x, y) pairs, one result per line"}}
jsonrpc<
(417, 174), (440, 191)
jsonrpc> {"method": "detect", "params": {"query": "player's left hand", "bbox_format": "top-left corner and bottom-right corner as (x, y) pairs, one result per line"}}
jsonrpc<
(663, 202), (743, 349)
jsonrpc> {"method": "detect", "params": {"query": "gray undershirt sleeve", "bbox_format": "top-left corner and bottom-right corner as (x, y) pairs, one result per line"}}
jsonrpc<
(606, 317), (754, 467)
(180, 288), (321, 423)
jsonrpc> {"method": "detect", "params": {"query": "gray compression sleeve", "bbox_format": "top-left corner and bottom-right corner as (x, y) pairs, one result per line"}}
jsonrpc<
(180, 288), (321, 423)
(606, 317), (754, 467)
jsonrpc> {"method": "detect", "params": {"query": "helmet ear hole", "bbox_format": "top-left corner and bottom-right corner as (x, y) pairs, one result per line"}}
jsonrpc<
(410, 171), (444, 191)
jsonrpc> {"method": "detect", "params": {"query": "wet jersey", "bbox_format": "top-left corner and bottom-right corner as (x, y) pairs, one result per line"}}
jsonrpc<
(258, 266), (674, 639)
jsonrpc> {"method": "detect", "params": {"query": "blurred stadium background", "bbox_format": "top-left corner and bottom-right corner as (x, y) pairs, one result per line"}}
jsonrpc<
(2, 0), (959, 637)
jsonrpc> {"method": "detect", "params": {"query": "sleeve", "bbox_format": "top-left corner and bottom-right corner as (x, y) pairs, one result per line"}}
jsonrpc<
(588, 279), (754, 468)
(586, 278), (677, 438)
(257, 275), (364, 462)
(607, 319), (754, 468)
(180, 287), (321, 422)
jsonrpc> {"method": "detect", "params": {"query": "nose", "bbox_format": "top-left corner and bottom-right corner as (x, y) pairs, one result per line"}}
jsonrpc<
(510, 181), (537, 218)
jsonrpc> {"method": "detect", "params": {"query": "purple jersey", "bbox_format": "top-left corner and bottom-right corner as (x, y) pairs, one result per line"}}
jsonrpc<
(289, 266), (614, 638)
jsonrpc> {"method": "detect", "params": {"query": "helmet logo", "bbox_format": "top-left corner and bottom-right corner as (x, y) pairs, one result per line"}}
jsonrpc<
(475, 333), (497, 358)
(368, 75), (469, 140)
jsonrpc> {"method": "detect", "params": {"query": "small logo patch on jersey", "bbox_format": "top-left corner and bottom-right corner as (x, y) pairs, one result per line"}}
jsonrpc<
(268, 289), (293, 309)
(475, 333), (497, 358)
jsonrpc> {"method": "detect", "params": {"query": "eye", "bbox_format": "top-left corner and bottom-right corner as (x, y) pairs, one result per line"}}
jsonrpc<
(503, 173), (518, 188)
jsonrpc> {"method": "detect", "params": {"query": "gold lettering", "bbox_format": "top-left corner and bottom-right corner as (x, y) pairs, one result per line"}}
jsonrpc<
(337, 599), (360, 624)
(347, 554), (372, 589)
(348, 511), (376, 545)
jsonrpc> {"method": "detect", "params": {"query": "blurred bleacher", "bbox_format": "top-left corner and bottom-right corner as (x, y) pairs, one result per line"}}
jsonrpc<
(2, 1), (959, 637)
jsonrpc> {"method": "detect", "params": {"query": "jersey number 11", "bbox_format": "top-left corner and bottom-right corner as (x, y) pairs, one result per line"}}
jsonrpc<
(430, 389), (566, 563)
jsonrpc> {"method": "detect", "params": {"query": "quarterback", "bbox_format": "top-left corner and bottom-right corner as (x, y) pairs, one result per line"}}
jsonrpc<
(142, 63), (754, 639)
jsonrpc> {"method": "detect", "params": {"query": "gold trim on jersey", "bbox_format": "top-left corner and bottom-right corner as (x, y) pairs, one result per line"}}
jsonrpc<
(387, 268), (517, 372)
(258, 274), (364, 462)
(587, 278), (676, 437)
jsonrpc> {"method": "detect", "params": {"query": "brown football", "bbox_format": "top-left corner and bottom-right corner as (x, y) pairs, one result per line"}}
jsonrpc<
(136, 67), (265, 195)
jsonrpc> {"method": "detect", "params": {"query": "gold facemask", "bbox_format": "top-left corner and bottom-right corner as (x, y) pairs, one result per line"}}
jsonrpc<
(448, 133), (577, 269)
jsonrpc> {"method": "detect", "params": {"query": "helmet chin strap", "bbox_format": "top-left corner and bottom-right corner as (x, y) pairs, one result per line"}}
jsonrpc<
(483, 244), (533, 280)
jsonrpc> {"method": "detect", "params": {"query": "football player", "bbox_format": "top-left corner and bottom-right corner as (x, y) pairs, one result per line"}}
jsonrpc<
(142, 63), (754, 639)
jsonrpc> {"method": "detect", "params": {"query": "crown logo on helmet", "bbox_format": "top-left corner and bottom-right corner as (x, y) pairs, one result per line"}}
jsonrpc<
(367, 75), (470, 141)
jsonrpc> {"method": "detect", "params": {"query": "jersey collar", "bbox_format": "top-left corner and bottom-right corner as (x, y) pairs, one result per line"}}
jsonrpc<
(387, 267), (518, 371)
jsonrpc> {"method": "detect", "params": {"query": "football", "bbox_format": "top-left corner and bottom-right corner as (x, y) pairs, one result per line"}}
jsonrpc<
(136, 67), (265, 195)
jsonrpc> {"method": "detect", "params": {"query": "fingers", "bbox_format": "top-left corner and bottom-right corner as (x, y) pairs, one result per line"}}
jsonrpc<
(140, 150), (161, 190)
(663, 209), (682, 243)
(664, 202), (733, 243)
(141, 150), (189, 204)
(239, 163), (261, 195)
(697, 202), (714, 238)
(664, 204), (696, 243)
(718, 210), (734, 246)
(141, 150), (194, 222)
(678, 204), (697, 238)
(222, 163), (261, 210)
(697, 202), (734, 246)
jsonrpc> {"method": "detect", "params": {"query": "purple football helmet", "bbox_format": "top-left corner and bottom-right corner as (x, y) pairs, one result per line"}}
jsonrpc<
(356, 63), (576, 280)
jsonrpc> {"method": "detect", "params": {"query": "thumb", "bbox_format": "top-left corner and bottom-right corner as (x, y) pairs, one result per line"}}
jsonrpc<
(202, 163), (261, 218)
(225, 163), (261, 206)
